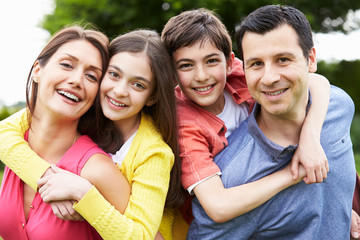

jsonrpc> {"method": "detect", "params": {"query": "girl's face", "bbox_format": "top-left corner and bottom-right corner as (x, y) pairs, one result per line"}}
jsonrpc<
(33, 40), (102, 121)
(100, 51), (156, 130)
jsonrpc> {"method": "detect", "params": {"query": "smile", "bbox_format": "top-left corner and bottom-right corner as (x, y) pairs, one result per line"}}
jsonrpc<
(109, 98), (126, 107)
(265, 89), (287, 96)
(57, 90), (80, 102)
(194, 85), (213, 92)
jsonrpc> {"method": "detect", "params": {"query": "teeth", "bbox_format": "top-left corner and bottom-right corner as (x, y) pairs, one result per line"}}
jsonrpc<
(57, 90), (79, 102)
(110, 98), (126, 107)
(266, 89), (286, 96)
(195, 86), (212, 92)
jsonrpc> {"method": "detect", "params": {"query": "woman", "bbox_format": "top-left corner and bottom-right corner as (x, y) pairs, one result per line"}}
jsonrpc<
(0, 25), (130, 240)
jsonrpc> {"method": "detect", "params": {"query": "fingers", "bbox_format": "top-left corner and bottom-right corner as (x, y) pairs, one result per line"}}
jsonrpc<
(51, 201), (84, 221)
(351, 209), (360, 239)
(290, 158), (300, 180)
(50, 164), (64, 173)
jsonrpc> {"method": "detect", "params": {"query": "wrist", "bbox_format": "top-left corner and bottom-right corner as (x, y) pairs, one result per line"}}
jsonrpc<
(75, 181), (93, 201)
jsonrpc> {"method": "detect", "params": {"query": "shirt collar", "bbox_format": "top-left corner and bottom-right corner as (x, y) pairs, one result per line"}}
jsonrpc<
(248, 90), (312, 161)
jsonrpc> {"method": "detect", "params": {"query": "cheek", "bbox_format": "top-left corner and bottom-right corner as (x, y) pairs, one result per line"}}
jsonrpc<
(88, 86), (99, 102)
(214, 67), (227, 84)
(177, 72), (191, 87)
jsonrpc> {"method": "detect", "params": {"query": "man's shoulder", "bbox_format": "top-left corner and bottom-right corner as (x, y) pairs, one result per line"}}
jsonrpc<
(329, 85), (354, 112)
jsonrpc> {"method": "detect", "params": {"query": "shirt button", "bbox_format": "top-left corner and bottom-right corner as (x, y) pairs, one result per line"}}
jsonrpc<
(30, 205), (34, 209)
(22, 223), (25, 228)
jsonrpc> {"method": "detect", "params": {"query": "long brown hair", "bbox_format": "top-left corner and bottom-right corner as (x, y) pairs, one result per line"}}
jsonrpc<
(96, 29), (185, 207)
(26, 24), (109, 135)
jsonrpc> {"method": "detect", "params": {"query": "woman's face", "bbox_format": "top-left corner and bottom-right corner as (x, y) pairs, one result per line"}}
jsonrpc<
(33, 39), (103, 121)
(100, 51), (156, 129)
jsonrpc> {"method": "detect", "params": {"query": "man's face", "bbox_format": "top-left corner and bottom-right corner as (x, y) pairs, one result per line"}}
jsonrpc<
(242, 24), (317, 119)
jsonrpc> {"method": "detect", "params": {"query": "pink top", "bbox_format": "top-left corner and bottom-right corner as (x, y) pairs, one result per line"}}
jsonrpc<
(0, 134), (105, 240)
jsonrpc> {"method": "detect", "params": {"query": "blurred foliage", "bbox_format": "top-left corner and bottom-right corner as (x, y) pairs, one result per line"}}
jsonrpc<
(42, 0), (360, 40)
(317, 60), (360, 114)
(351, 115), (360, 155)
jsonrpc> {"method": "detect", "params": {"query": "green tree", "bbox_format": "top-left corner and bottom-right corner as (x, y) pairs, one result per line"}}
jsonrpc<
(317, 60), (360, 114)
(42, 0), (360, 39)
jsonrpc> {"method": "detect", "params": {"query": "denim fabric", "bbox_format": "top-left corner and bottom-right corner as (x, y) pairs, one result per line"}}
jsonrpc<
(188, 86), (356, 240)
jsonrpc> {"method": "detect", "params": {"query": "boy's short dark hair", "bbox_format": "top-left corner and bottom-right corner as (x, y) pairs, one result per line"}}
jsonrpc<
(235, 5), (314, 61)
(161, 8), (232, 60)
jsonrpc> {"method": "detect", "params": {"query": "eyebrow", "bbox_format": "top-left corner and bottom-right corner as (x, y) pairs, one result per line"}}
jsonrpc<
(175, 53), (221, 65)
(245, 52), (296, 66)
(64, 53), (102, 72)
(108, 64), (151, 83)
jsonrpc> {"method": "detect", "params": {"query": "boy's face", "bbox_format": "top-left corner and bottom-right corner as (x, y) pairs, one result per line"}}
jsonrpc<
(242, 24), (316, 119)
(173, 40), (232, 115)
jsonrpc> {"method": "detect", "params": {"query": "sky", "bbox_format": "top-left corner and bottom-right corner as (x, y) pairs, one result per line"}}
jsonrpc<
(1, 1), (360, 106)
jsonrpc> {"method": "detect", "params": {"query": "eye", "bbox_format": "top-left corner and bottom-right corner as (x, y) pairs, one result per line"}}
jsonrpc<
(85, 73), (98, 82)
(109, 71), (119, 79)
(178, 63), (193, 70)
(60, 61), (73, 69)
(250, 61), (263, 68)
(278, 57), (290, 64)
(133, 82), (145, 89)
(207, 58), (219, 65)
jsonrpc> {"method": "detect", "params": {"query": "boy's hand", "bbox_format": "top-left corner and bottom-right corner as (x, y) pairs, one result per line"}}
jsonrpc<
(291, 132), (329, 184)
(351, 209), (360, 239)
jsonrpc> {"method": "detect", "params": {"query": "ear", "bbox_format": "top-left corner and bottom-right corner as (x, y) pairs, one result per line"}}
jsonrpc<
(32, 61), (41, 80)
(226, 52), (235, 76)
(308, 47), (317, 73)
(145, 95), (157, 107)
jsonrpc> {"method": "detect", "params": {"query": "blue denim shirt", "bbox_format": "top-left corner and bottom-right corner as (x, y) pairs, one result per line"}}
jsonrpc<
(188, 85), (356, 240)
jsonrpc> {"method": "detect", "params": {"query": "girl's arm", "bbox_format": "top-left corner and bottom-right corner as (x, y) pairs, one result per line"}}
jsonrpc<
(193, 162), (305, 223)
(39, 157), (131, 216)
(291, 73), (330, 184)
(0, 108), (50, 190)
(39, 143), (174, 240)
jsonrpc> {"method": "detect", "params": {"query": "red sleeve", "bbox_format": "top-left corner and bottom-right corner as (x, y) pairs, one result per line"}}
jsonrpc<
(179, 123), (220, 190)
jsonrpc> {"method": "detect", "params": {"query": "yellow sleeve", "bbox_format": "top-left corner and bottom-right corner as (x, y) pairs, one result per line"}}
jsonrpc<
(0, 108), (50, 190)
(74, 143), (174, 240)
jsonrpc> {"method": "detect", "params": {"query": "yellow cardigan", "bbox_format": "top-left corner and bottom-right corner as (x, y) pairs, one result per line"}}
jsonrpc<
(0, 109), (175, 239)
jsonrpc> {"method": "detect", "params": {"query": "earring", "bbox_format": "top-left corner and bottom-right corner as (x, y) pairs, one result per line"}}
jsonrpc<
(32, 77), (38, 83)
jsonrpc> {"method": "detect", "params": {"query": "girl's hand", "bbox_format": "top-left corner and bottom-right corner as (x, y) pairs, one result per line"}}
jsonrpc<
(37, 165), (92, 202)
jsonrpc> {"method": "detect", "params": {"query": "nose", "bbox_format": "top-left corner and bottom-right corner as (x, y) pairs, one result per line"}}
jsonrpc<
(112, 79), (129, 98)
(68, 70), (83, 88)
(261, 64), (280, 86)
(194, 65), (209, 82)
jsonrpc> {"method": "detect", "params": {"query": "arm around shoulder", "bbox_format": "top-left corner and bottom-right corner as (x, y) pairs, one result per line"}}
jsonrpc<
(193, 164), (304, 223)
(0, 108), (50, 190)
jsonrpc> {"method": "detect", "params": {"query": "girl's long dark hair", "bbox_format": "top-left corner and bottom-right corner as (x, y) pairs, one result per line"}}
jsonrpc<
(95, 29), (185, 208)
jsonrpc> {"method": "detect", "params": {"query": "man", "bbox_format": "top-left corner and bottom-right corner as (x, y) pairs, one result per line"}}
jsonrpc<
(187, 5), (356, 239)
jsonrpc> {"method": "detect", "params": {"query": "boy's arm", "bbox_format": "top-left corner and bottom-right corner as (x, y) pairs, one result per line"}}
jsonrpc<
(291, 73), (330, 184)
(0, 108), (50, 190)
(193, 163), (305, 223)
